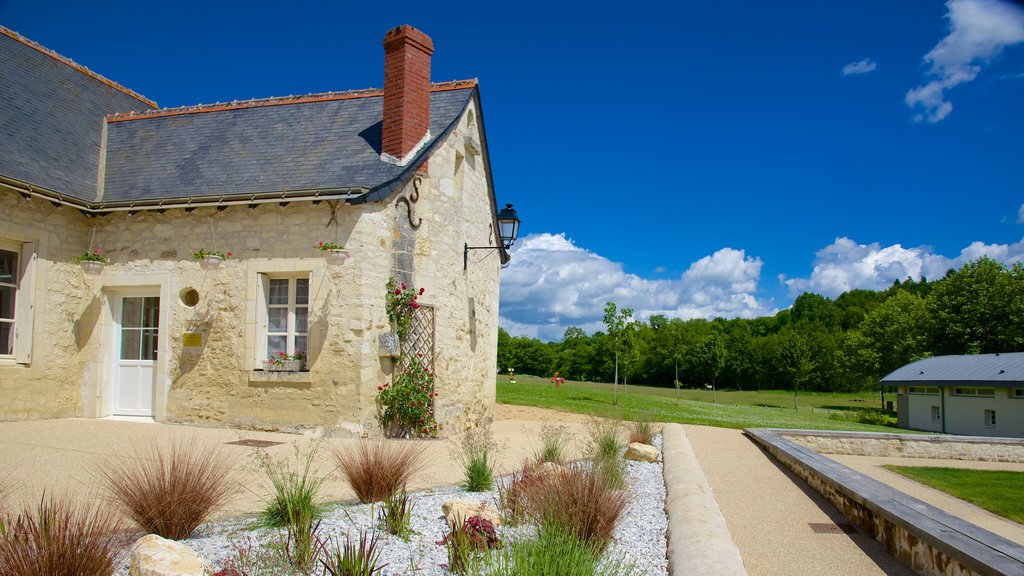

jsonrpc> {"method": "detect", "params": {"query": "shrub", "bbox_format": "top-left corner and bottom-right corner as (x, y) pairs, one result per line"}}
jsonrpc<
(628, 419), (654, 445)
(480, 525), (640, 576)
(521, 463), (629, 553)
(320, 530), (386, 576)
(253, 439), (327, 529)
(378, 488), (414, 539)
(377, 356), (438, 438)
(438, 515), (500, 575)
(333, 440), (426, 503)
(0, 495), (126, 576)
(534, 423), (571, 465)
(452, 427), (497, 492)
(99, 435), (238, 540)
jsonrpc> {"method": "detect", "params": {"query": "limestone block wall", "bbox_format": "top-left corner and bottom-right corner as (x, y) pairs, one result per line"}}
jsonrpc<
(0, 189), (93, 420)
(785, 430), (1024, 463)
(410, 99), (500, 432)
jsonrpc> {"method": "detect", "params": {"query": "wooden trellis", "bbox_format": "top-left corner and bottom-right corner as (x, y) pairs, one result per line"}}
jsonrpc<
(400, 304), (435, 373)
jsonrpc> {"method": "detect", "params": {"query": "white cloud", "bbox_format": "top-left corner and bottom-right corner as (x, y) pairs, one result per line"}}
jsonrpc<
(499, 233), (774, 340)
(1017, 203), (1024, 224)
(785, 236), (1024, 297)
(842, 58), (878, 76)
(906, 0), (1024, 122)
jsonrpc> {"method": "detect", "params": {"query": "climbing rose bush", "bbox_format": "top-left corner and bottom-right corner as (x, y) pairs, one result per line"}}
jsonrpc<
(378, 356), (438, 438)
(386, 278), (424, 341)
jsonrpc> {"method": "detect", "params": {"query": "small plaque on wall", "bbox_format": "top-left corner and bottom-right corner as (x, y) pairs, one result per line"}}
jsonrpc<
(182, 332), (204, 352)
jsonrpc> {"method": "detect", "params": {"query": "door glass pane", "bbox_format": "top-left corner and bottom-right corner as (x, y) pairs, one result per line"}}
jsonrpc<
(121, 329), (141, 360)
(0, 322), (12, 355)
(267, 335), (286, 357)
(268, 279), (289, 305)
(0, 250), (16, 284)
(295, 307), (308, 333)
(294, 336), (307, 356)
(268, 308), (287, 332)
(142, 297), (160, 329)
(296, 278), (309, 305)
(121, 297), (142, 328)
(141, 329), (158, 360)
(0, 286), (13, 320)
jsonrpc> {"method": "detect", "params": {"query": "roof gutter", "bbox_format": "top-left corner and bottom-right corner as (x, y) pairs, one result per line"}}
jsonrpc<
(0, 174), (365, 214)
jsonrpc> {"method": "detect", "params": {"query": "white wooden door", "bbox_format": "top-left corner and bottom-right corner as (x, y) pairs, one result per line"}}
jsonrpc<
(113, 295), (158, 416)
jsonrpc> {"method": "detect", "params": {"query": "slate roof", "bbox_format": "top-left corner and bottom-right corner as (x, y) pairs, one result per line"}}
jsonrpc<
(102, 84), (475, 204)
(0, 27), (155, 201)
(881, 353), (1024, 387)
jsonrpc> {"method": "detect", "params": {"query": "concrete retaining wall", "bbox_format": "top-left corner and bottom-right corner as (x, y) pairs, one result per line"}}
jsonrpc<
(783, 429), (1024, 463)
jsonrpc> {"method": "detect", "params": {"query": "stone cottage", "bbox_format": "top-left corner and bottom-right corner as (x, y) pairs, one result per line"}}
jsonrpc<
(0, 24), (513, 434)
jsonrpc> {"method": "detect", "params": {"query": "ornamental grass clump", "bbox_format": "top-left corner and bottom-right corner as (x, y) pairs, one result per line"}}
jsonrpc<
(377, 356), (438, 438)
(0, 496), (126, 576)
(521, 464), (629, 553)
(628, 419), (655, 445)
(496, 464), (543, 526)
(320, 530), (386, 576)
(253, 439), (328, 530)
(99, 435), (239, 540)
(378, 488), (414, 539)
(452, 427), (498, 492)
(480, 524), (641, 576)
(332, 439), (426, 504)
(533, 423), (571, 465)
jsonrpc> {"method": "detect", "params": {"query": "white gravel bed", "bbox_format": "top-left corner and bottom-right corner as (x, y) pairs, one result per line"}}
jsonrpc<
(116, 436), (668, 575)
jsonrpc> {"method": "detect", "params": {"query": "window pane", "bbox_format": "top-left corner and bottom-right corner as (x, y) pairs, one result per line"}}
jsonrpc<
(268, 279), (289, 305)
(296, 278), (309, 305)
(0, 321), (12, 355)
(295, 307), (308, 333)
(142, 297), (160, 329)
(268, 308), (287, 333)
(141, 329), (158, 360)
(294, 336), (307, 356)
(0, 250), (16, 285)
(267, 335), (286, 357)
(121, 329), (141, 360)
(121, 298), (142, 328)
(0, 286), (14, 321)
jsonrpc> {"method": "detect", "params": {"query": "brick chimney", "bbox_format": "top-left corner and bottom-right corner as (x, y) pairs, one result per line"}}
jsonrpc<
(381, 25), (434, 165)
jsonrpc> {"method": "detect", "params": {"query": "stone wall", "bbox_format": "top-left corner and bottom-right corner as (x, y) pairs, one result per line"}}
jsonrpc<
(785, 430), (1024, 463)
(0, 98), (500, 435)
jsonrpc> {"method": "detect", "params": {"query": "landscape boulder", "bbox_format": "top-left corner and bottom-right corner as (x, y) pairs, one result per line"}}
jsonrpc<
(442, 498), (502, 528)
(624, 442), (659, 462)
(129, 534), (211, 576)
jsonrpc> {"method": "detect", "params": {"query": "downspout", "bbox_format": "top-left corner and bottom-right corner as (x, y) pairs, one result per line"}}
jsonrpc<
(940, 386), (946, 434)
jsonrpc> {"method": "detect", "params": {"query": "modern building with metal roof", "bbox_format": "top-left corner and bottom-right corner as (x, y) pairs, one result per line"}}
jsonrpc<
(882, 353), (1024, 437)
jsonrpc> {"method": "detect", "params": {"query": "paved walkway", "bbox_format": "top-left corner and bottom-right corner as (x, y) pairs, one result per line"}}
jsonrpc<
(684, 425), (915, 576)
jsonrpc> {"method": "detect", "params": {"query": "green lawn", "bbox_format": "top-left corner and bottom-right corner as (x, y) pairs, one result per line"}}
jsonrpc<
(884, 466), (1024, 524)
(496, 375), (901, 432)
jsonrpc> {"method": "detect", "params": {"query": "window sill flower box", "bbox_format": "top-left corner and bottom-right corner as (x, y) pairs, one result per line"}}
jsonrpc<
(263, 359), (304, 372)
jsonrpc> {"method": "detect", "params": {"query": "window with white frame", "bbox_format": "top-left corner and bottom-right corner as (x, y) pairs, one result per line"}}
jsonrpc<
(263, 276), (309, 360)
(930, 405), (941, 421)
(908, 386), (940, 395)
(984, 409), (996, 427)
(1013, 388), (1023, 399)
(953, 387), (995, 397)
(0, 247), (17, 356)
(0, 239), (34, 363)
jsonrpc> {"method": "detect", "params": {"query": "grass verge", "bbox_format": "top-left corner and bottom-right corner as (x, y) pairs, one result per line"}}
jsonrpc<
(884, 466), (1024, 524)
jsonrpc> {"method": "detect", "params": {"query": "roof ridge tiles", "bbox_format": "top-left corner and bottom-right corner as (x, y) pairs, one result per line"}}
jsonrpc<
(0, 25), (157, 109)
(106, 79), (478, 123)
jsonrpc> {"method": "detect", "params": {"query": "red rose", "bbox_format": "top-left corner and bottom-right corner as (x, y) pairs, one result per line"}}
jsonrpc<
(377, 386), (383, 391)
(226, 252), (233, 257)
(401, 283), (406, 290)
(394, 289), (401, 295)
(319, 242), (324, 247)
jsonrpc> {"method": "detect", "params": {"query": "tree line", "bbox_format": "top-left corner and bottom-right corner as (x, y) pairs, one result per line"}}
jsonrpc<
(497, 257), (1024, 393)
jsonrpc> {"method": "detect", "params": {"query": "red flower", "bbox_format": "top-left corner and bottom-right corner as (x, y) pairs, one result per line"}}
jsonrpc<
(410, 302), (420, 309)
(419, 287), (425, 295)
(394, 289), (401, 295)
(377, 386), (383, 391)
(401, 283), (407, 290)
(226, 252), (233, 257)
(278, 352), (286, 357)
(319, 242), (324, 247)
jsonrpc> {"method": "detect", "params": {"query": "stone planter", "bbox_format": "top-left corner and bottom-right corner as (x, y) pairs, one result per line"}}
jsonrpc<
(379, 332), (401, 357)
(264, 359), (304, 372)
(323, 249), (351, 265)
(79, 261), (105, 275)
(199, 255), (223, 270)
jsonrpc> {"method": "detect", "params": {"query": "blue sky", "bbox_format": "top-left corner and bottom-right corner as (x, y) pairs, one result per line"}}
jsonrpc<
(4, 0), (1023, 341)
